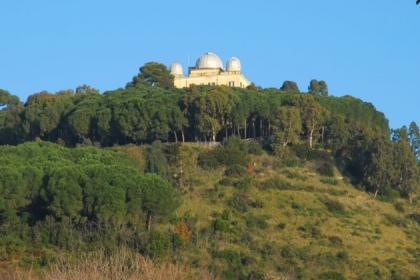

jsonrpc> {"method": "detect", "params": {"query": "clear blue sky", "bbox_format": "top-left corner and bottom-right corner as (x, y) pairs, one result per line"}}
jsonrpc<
(0, 0), (419, 128)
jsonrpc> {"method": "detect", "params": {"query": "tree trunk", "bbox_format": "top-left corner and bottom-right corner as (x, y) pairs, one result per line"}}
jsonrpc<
(309, 128), (314, 149)
(173, 131), (178, 143)
(181, 129), (185, 143)
(374, 188), (379, 198)
(146, 212), (152, 232)
(259, 119), (263, 137)
(244, 120), (247, 139)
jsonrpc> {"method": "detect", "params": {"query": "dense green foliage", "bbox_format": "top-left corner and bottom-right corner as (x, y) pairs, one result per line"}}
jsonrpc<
(0, 61), (418, 199)
(0, 142), (180, 253)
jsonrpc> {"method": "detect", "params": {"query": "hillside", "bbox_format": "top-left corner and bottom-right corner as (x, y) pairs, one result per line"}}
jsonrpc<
(0, 141), (418, 280)
(0, 64), (419, 279)
(171, 144), (419, 279)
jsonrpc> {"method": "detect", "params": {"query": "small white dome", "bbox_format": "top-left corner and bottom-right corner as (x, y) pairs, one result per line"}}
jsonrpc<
(227, 57), (241, 72)
(170, 62), (183, 77)
(195, 52), (224, 69)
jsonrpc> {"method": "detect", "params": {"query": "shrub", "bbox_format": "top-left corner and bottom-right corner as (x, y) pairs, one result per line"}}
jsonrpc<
(142, 231), (171, 258)
(385, 214), (407, 227)
(233, 178), (252, 192)
(247, 141), (263, 155)
(249, 199), (264, 209)
(318, 271), (346, 280)
(336, 251), (349, 261)
(317, 161), (335, 177)
(277, 223), (286, 230)
(291, 201), (302, 210)
(198, 142), (249, 170)
(198, 149), (223, 170)
(218, 177), (234, 186)
(408, 213), (420, 225)
(328, 236), (343, 246)
(320, 177), (338, 186)
(225, 164), (247, 177)
(246, 214), (269, 230)
(393, 202), (405, 213)
(212, 217), (231, 233)
(259, 177), (292, 190)
(283, 169), (307, 180)
(228, 195), (249, 213)
(322, 198), (346, 215)
(297, 223), (321, 238)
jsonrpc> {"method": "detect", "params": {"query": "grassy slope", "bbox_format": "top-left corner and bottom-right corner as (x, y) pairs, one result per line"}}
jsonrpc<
(172, 145), (419, 279)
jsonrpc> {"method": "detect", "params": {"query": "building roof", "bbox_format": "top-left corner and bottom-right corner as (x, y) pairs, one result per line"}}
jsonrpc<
(195, 52), (224, 69)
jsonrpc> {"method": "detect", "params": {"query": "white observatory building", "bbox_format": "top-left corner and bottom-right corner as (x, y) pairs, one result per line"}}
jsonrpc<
(170, 52), (251, 89)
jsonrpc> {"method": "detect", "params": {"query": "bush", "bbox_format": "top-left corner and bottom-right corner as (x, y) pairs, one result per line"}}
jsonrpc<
(225, 164), (247, 177)
(247, 141), (263, 155)
(259, 177), (292, 190)
(212, 217), (231, 233)
(317, 161), (335, 177)
(385, 214), (407, 227)
(318, 271), (346, 280)
(328, 236), (343, 246)
(218, 177), (235, 186)
(246, 214), (269, 230)
(142, 231), (171, 258)
(277, 223), (286, 230)
(198, 149), (223, 170)
(408, 212), (420, 225)
(283, 169), (307, 180)
(228, 195), (249, 213)
(320, 177), (338, 186)
(393, 202), (405, 213)
(233, 178), (252, 192)
(322, 198), (346, 215)
(198, 142), (249, 170)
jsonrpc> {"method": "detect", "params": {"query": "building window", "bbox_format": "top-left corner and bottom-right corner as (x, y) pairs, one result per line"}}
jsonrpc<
(229, 81), (235, 87)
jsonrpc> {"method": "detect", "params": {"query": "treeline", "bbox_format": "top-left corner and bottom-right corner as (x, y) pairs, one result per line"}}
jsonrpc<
(0, 62), (419, 200)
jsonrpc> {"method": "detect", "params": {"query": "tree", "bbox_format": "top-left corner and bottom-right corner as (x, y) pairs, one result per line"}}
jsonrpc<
(0, 90), (24, 145)
(127, 62), (174, 89)
(24, 91), (73, 140)
(292, 94), (324, 148)
(41, 167), (84, 220)
(145, 140), (169, 177)
(139, 174), (181, 231)
(280, 81), (300, 93)
(272, 106), (302, 147)
(408, 121), (420, 160)
(308, 79), (328, 96)
(0, 89), (20, 107)
(363, 138), (394, 198)
(392, 138), (419, 202)
(75, 84), (100, 95)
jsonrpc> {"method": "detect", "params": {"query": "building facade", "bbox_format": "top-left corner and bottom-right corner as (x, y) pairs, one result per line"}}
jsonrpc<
(170, 52), (251, 89)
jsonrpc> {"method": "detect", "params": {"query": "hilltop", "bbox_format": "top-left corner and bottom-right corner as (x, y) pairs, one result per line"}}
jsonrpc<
(0, 62), (419, 279)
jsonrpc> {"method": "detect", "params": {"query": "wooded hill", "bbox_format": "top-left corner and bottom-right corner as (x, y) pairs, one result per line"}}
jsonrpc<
(0, 62), (419, 279)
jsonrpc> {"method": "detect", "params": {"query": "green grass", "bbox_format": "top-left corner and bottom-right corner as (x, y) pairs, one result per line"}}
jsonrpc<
(176, 145), (420, 279)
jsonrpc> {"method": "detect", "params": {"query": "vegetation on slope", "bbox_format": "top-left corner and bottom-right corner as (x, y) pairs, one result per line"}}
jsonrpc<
(0, 62), (419, 279)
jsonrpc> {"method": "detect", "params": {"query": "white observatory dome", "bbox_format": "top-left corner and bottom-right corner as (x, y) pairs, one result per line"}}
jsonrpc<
(170, 62), (183, 77)
(195, 52), (224, 69)
(226, 57), (241, 72)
